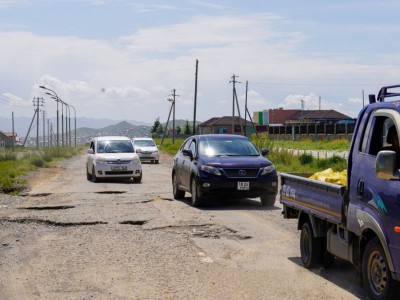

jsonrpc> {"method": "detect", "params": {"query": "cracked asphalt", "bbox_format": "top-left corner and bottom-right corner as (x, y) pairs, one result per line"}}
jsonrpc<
(0, 151), (366, 299)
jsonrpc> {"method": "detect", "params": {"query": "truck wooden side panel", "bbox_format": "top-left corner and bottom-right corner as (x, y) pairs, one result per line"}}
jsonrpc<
(280, 173), (346, 225)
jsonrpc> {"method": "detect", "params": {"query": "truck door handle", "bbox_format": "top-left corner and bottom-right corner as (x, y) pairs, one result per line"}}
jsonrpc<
(357, 179), (364, 197)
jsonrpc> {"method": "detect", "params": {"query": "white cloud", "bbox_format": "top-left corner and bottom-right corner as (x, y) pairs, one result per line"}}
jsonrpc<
(1, 11), (399, 123)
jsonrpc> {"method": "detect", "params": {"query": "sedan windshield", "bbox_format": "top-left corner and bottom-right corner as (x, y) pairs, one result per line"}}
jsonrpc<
(198, 138), (259, 157)
(97, 140), (134, 153)
(134, 140), (156, 147)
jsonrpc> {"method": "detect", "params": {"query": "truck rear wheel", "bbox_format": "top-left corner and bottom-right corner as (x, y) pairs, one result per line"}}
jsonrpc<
(300, 222), (322, 269)
(362, 237), (400, 300)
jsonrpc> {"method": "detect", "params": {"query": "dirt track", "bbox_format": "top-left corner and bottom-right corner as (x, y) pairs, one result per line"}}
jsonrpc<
(0, 151), (366, 299)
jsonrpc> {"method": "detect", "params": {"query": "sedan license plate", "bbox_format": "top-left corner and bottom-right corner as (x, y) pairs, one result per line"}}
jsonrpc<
(237, 182), (249, 190)
(111, 166), (127, 171)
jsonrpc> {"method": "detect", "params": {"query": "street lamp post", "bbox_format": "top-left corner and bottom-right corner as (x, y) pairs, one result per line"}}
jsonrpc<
(40, 86), (60, 147)
(69, 104), (76, 147)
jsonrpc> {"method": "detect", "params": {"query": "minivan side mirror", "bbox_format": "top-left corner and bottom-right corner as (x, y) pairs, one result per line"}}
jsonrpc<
(376, 150), (399, 180)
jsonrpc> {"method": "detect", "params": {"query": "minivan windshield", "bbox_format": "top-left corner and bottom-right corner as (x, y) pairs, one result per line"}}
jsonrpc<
(198, 137), (259, 157)
(97, 140), (134, 153)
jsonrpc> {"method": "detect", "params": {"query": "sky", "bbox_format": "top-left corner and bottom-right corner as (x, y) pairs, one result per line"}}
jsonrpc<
(1, 0), (400, 127)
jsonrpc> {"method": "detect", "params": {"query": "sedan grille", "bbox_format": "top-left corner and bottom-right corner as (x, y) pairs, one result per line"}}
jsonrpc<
(223, 168), (259, 178)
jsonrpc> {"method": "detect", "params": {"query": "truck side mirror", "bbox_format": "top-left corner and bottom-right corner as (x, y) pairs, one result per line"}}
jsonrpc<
(376, 150), (398, 180)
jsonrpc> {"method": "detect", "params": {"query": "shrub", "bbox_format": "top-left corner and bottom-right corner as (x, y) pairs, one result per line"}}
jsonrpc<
(299, 154), (313, 165)
(29, 154), (45, 167)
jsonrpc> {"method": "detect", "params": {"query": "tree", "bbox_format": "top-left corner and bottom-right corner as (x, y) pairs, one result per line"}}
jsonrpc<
(184, 120), (191, 135)
(176, 125), (182, 135)
(151, 117), (162, 134)
(151, 117), (165, 137)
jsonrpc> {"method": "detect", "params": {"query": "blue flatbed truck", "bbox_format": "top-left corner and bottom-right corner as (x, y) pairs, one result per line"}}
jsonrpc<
(280, 85), (400, 299)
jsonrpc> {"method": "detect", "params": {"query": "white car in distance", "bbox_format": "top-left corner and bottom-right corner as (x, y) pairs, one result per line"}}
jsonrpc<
(86, 136), (142, 183)
(132, 137), (160, 164)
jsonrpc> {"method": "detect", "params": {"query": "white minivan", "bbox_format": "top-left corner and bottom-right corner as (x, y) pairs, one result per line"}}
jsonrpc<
(86, 136), (142, 183)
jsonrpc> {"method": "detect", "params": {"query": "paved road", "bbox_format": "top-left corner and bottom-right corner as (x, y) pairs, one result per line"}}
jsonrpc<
(0, 152), (366, 299)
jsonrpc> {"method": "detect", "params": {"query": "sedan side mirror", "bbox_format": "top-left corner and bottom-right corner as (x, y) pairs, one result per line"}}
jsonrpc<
(261, 148), (270, 156)
(182, 149), (194, 160)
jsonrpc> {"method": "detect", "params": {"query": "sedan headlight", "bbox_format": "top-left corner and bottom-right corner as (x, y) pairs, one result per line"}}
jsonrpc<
(95, 156), (106, 164)
(261, 165), (276, 175)
(152, 150), (159, 154)
(201, 165), (221, 176)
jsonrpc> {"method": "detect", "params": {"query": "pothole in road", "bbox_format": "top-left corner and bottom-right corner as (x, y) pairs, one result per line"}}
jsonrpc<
(18, 205), (75, 210)
(119, 220), (148, 225)
(0, 218), (107, 227)
(155, 224), (252, 240)
(95, 191), (126, 194)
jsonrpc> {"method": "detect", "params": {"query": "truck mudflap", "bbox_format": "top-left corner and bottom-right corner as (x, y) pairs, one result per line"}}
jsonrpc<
(280, 173), (346, 224)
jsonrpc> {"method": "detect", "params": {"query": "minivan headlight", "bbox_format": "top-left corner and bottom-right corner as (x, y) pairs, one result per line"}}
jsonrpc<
(201, 165), (221, 176)
(261, 165), (276, 175)
(95, 156), (106, 164)
(132, 155), (140, 163)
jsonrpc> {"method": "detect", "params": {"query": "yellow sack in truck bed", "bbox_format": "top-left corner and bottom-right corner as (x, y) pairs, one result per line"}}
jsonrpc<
(309, 168), (347, 187)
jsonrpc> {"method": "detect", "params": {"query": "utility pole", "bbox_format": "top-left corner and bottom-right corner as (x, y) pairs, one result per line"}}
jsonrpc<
(12, 111), (15, 150)
(162, 90), (179, 145)
(362, 90), (365, 107)
(193, 59), (198, 135)
(319, 96), (321, 110)
(229, 74), (240, 133)
(34, 97), (44, 149)
(244, 81), (248, 136)
(170, 89), (179, 144)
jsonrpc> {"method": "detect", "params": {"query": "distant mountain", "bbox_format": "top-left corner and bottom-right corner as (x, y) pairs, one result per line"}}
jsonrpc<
(0, 116), (151, 138)
(77, 121), (151, 141)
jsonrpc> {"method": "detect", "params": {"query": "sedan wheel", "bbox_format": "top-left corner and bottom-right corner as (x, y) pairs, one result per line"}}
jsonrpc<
(172, 172), (185, 199)
(86, 165), (91, 181)
(191, 178), (202, 207)
(91, 166), (98, 183)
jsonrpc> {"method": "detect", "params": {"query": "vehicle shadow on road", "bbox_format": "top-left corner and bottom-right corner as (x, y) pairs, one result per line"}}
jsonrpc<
(179, 197), (281, 211)
(288, 256), (367, 299)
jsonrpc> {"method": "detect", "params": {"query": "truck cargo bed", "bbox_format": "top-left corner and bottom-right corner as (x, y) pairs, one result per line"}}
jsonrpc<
(280, 173), (346, 224)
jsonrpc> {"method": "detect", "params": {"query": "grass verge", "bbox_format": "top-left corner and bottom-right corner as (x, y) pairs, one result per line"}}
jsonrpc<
(0, 146), (85, 194)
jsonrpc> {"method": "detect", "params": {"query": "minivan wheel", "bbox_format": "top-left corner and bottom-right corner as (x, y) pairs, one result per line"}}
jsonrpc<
(135, 172), (142, 183)
(191, 178), (202, 207)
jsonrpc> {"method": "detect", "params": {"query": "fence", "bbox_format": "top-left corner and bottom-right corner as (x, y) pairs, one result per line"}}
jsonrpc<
(268, 123), (355, 141)
(277, 148), (349, 160)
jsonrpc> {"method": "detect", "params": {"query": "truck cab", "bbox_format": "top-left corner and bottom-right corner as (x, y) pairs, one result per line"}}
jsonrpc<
(280, 85), (400, 300)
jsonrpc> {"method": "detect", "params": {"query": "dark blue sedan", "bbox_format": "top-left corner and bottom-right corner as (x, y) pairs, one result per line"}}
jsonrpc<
(171, 134), (278, 207)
